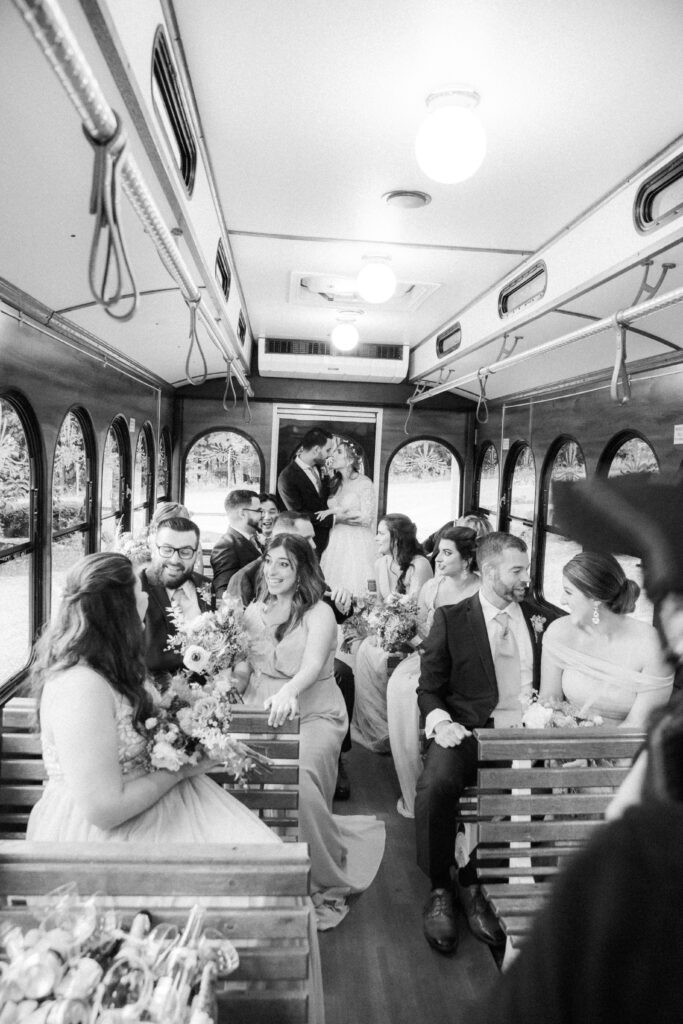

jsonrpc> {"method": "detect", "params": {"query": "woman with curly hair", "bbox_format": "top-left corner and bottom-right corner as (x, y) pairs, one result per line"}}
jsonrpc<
(351, 514), (433, 752)
(27, 552), (277, 844)
(235, 533), (385, 929)
(541, 550), (673, 728)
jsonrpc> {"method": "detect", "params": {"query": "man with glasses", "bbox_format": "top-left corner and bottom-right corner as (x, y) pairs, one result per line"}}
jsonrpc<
(140, 516), (212, 682)
(210, 489), (264, 600)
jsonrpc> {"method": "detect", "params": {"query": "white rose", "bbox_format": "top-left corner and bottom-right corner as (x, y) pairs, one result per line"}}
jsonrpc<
(183, 645), (210, 673)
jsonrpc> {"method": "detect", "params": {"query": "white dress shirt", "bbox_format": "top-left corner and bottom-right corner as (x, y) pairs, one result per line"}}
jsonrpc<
(295, 455), (322, 494)
(167, 579), (201, 622)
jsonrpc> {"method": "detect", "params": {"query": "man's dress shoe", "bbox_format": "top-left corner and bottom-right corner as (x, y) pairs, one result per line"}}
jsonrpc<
(457, 883), (504, 946)
(334, 759), (350, 801)
(422, 888), (458, 955)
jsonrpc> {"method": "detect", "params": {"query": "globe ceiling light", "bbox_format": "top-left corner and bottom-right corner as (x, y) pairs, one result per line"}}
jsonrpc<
(415, 86), (486, 184)
(331, 320), (359, 352)
(356, 256), (397, 304)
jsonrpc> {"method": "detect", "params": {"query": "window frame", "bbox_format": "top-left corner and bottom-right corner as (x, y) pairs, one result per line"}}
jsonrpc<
(537, 435), (587, 609)
(472, 441), (499, 528)
(597, 430), (660, 478)
(100, 415), (131, 545)
(51, 407), (96, 610)
(383, 435), (462, 539)
(157, 427), (172, 503)
(132, 422), (156, 532)
(500, 441), (537, 572)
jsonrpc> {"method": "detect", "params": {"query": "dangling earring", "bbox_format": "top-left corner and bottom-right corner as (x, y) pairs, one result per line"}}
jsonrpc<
(592, 603), (600, 625)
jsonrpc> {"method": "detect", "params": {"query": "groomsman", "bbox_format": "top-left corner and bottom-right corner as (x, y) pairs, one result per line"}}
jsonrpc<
(210, 489), (263, 600)
(415, 532), (555, 955)
(140, 516), (212, 682)
(277, 428), (335, 556)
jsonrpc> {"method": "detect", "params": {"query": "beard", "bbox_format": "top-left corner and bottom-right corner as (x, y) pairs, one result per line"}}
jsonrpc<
(148, 562), (195, 589)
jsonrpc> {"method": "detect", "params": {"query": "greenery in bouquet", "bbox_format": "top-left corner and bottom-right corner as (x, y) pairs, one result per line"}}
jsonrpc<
(113, 522), (152, 566)
(366, 592), (419, 653)
(145, 673), (271, 783)
(521, 691), (604, 728)
(166, 597), (250, 681)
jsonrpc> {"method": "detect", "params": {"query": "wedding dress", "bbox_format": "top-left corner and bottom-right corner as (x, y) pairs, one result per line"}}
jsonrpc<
(320, 474), (377, 595)
(242, 601), (386, 929)
(543, 633), (673, 725)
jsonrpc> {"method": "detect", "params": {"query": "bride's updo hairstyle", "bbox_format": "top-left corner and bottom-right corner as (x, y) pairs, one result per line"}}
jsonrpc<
(259, 533), (326, 640)
(382, 514), (424, 594)
(437, 526), (478, 573)
(328, 440), (364, 497)
(563, 551), (640, 615)
(32, 552), (152, 731)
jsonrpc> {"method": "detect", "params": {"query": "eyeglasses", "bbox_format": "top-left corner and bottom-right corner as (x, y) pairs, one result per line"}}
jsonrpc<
(242, 507), (263, 515)
(157, 544), (197, 559)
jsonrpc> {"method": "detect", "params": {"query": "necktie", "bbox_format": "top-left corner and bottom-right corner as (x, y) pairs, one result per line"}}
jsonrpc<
(172, 585), (192, 621)
(492, 611), (522, 726)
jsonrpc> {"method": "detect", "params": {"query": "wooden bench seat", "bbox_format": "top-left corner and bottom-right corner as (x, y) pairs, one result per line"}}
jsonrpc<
(473, 727), (645, 948)
(0, 840), (317, 1023)
(0, 699), (300, 841)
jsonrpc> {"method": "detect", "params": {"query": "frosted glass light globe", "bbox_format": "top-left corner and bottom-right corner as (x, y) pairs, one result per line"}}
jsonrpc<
(356, 260), (397, 304)
(331, 322), (359, 351)
(415, 102), (486, 184)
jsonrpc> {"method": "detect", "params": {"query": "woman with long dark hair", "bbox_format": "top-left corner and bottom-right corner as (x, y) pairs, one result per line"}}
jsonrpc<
(27, 552), (278, 844)
(351, 514), (433, 752)
(235, 533), (385, 929)
(318, 439), (377, 595)
(540, 551), (673, 727)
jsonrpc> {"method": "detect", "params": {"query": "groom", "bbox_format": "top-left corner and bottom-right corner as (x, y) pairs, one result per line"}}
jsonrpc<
(277, 428), (335, 557)
(415, 532), (555, 955)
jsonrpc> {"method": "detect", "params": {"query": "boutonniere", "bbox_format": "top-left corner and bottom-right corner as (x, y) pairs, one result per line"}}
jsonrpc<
(530, 614), (547, 641)
(198, 582), (213, 607)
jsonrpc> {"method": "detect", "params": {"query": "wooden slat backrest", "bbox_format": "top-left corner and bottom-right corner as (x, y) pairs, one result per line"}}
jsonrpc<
(0, 841), (315, 1023)
(0, 702), (300, 842)
(473, 727), (645, 947)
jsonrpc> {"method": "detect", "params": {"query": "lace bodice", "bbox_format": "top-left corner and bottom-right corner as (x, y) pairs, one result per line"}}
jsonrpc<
(41, 692), (148, 780)
(326, 475), (376, 528)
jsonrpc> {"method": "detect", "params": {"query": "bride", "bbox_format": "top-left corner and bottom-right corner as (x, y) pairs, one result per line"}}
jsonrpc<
(540, 551), (673, 727)
(27, 551), (278, 845)
(234, 532), (386, 929)
(318, 440), (377, 595)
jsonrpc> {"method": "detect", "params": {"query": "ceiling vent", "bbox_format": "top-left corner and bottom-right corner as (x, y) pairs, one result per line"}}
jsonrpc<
(258, 337), (409, 383)
(290, 272), (439, 312)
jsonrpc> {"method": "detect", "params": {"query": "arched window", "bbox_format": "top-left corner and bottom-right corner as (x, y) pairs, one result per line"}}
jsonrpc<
(540, 438), (586, 608)
(101, 417), (131, 548)
(385, 438), (461, 543)
(52, 409), (95, 611)
(0, 394), (40, 686)
(473, 442), (499, 529)
(502, 443), (536, 557)
(132, 423), (155, 534)
(184, 430), (262, 547)
(157, 428), (172, 502)
(599, 432), (660, 622)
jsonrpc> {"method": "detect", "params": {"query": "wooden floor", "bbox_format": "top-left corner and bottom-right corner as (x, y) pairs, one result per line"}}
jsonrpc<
(319, 745), (499, 1024)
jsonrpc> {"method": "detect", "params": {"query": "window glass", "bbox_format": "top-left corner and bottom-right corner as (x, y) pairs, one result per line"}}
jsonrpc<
(184, 431), (261, 547)
(475, 443), (499, 529)
(101, 420), (128, 548)
(157, 431), (171, 501)
(542, 440), (586, 607)
(133, 428), (153, 534)
(386, 439), (460, 542)
(52, 533), (88, 608)
(0, 398), (33, 684)
(53, 412), (87, 532)
(506, 444), (536, 555)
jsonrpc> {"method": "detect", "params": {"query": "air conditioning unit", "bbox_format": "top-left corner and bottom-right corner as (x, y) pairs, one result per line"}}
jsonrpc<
(258, 338), (409, 383)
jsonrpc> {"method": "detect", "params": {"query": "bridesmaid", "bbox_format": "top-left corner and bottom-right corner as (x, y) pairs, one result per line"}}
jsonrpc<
(388, 526), (480, 818)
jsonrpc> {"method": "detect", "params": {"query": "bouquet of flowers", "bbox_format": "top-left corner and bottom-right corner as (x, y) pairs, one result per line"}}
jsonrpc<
(145, 673), (270, 782)
(166, 597), (250, 682)
(340, 591), (378, 653)
(113, 522), (152, 566)
(521, 691), (604, 729)
(366, 593), (419, 653)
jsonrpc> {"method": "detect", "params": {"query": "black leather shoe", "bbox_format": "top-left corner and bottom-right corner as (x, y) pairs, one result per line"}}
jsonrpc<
(456, 883), (504, 946)
(422, 888), (458, 955)
(334, 759), (350, 801)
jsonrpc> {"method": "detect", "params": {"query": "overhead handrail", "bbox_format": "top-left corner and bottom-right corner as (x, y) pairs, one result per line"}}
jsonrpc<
(409, 276), (683, 406)
(12, 0), (252, 395)
(631, 259), (676, 306)
(610, 317), (632, 404)
(475, 369), (490, 423)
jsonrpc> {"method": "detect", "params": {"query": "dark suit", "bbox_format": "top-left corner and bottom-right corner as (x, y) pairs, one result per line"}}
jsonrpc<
(415, 592), (554, 887)
(277, 460), (331, 556)
(140, 568), (212, 682)
(226, 554), (356, 752)
(210, 526), (262, 600)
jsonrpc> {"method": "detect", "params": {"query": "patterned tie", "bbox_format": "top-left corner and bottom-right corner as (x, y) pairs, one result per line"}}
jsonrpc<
(171, 585), (192, 622)
(492, 611), (522, 726)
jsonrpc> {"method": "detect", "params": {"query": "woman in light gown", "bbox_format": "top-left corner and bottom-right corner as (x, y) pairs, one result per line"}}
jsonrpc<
(388, 527), (481, 818)
(540, 551), (673, 727)
(351, 514), (433, 753)
(27, 552), (279, 846)
(234, 533), (385, 930)
(318, 440), (377, 596)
